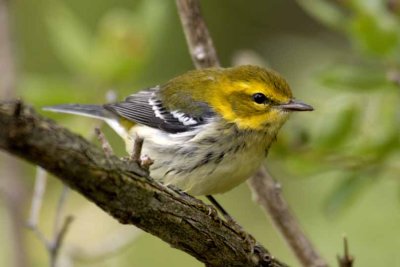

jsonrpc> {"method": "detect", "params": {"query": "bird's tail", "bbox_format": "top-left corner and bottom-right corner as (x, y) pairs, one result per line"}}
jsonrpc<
(43, 104), (129, 139)
(43, 104), (113, 120)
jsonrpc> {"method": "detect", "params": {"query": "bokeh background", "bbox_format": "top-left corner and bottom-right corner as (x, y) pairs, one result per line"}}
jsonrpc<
(1, 0), (400, 266)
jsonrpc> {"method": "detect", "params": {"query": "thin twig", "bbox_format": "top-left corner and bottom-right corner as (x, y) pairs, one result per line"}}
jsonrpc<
(50, 216), (74, 267)
(52, 186), (70, 240)
(27, 168), (73, 267)
(28, 98), (117, 267)
(27, 169), (50, 250)
(92, 90), (117, 156)
(249, 167), (328, 267)
(46, 92), (116, 266)
(27, 167), (48, 228)
(176, 0), (220, 69)
(94, 127), (114, 157)
(337, 236), (354, 267)
(27, 167), (50, 248)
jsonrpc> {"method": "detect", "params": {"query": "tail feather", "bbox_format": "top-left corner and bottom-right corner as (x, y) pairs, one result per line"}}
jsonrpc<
(43, 104), (129, 139)
(43, 104), (113, 120)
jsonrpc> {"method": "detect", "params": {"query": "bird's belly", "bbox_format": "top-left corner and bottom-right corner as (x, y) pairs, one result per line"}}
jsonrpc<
(129, 125), (269, 196)
(148, 147), (264, 196)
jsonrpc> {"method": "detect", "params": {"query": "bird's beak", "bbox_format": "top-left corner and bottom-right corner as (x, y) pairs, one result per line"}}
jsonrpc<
(278, 99), (313, 112)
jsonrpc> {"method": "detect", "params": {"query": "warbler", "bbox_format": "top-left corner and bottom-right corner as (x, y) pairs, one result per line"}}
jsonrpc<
(45, 65), (313, 196)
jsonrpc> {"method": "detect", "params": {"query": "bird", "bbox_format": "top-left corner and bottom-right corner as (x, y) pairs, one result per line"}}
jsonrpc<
(44, 65), (313, 198)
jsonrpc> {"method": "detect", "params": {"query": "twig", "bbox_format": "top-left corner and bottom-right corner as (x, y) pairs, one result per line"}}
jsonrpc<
(175, 1), (326, 266)
(26, 167), (50, 248)
(337, 236), (354, 267)
(176, 0), (220, 69)
(27, 167), (48, 228)
(28, 92), (117, 266)
(94, 127), (114, 157)
(27, 170), (74, 267)
(0, 101), (288, 267)
(50, 216), (74, 267)
(52, 186), (70, 242)
(249, 167), (328, 267)
(90, 89), (117, 156)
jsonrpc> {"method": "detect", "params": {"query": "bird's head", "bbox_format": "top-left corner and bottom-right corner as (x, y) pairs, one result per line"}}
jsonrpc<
(209, 65), (313, 131)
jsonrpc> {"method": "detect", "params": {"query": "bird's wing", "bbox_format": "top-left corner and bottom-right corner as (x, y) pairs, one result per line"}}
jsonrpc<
(104, 87), (213, 133)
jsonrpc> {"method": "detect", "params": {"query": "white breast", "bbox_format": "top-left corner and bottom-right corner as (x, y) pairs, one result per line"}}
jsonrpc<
(127, 120), (274, 196)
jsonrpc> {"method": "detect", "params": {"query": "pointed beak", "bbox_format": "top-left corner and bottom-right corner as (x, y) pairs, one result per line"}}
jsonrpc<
(278, 99), (314, 112)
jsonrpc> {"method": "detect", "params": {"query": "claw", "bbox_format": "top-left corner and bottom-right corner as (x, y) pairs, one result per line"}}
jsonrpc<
(140, 154), (154, 170)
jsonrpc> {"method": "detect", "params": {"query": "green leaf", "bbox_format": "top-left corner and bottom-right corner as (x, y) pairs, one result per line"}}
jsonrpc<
(324, 172), (375, 217)
(315, 106), (359, 149)
(318, 64), (388, 90)
(351, 91), (400, 159)
(295, 0), (348, 30)
(46, 2), (92, 73)
(349, 12), (399, 56)
(356, 130), (400, 162)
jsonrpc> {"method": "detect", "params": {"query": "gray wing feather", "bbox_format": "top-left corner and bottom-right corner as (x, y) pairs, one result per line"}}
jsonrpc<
(43, 104), (114, 120)
(45, 87), (213, 134)
(104, 88), (206, 133)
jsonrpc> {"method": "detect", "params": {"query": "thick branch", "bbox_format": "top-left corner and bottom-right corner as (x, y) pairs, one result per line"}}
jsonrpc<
(0, 101), (287, 267)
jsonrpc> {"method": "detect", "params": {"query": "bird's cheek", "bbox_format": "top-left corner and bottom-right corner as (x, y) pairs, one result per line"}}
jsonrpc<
(264, 109), (290, 125)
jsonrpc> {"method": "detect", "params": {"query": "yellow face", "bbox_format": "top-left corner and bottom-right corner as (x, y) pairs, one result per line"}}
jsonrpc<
(162, 65), (312, 131)
(209, 69), (297, 130)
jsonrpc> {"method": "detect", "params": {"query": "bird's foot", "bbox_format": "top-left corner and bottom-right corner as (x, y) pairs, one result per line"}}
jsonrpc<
(205, 195), (256, 252)
(129, 135), (154, 170)
(139, 154), (154, 170)
(226, 217), (256, 253)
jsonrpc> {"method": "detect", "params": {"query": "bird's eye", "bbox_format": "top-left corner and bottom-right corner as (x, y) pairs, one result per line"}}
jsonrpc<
(252, 93), (268, 104)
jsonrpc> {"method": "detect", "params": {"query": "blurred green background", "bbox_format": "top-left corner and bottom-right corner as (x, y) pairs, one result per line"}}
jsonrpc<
(1, 0), (400, 266)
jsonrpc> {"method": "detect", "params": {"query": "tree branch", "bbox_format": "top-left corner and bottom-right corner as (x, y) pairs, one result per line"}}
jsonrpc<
(0, 101), (288, 267)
